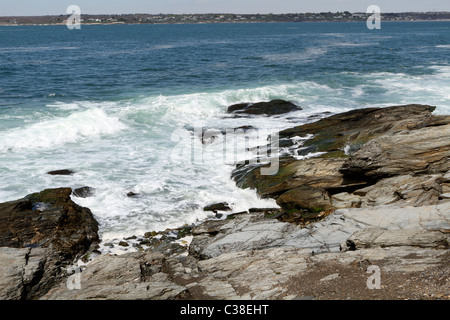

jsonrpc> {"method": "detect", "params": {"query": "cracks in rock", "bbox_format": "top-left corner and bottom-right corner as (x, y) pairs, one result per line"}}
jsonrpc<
(20, 248), (47, 300)
(19, 248), (31, 300)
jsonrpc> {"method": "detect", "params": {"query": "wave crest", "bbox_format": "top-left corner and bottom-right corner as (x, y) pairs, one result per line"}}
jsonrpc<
(0, 108), (126, 152)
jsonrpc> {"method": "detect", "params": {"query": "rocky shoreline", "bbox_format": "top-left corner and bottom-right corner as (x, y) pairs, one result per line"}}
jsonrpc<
(0, 104), (448, 300)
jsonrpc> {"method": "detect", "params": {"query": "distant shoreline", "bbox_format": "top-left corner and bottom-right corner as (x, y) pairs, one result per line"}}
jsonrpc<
(1, 11), (449, 26)
(1, 19), (450, 27)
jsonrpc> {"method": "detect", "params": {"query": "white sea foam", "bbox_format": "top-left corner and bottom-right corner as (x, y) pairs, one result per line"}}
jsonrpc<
(363, 66), (450, 114)
(0, 108), (127, 152)
(262, 47), (328, 63)
(1, 73), (448, 243)
(351, 85), (366, 98)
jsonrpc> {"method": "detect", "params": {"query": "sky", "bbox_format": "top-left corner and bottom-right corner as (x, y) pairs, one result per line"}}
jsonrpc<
(1, 0), (450, 16)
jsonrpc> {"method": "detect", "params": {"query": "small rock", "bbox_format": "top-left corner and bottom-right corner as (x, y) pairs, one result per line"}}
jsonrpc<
(176, 226), (193, 239)
(203, 202), (232, 212)
(127, 192), (139, 197)
(132, 243), (143, 250)
(118, 241), (129, 247)
(72, 186), (95, 198)
(319, 273), (341, 282)
(47, 169), (74, 175)
(233, 125), (256, 131)
(144, 231), (158, 238)
(139, 239), (153, 246)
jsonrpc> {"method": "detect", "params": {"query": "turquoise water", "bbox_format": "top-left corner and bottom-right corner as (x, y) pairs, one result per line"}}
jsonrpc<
(0, 22), (449, 242)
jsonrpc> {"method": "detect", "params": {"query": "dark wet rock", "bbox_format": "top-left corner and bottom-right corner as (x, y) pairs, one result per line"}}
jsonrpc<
(72, 186), (95, 198)
(0, 188), (99, 257)
(227, 99), (302, 116)
(127, 192), (140, 197)
(47, 169), (75, 176)
(203, 202), (232, 212)
(233, 125), (257, 131)
(0, 188), (100, 299)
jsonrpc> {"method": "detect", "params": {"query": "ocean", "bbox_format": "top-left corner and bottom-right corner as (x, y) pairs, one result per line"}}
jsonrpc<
(0, 21), (449, 246)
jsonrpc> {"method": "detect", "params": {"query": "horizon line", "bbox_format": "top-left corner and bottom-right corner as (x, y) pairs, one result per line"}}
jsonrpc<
(2, 10), (450, 18)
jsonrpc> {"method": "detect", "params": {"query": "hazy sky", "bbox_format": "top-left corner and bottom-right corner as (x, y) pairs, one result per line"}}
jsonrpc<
(1, 0), (450, 16)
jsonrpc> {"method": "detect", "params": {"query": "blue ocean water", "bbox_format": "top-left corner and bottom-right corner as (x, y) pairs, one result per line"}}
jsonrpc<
(0, 22), (449, 247)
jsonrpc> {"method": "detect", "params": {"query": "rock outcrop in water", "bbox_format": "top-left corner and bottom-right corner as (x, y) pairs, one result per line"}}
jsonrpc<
(232, 104), (450, 218)
(47, 169), (75, 176)
(227, 99), (302, 116)
(1, 105), (449, 300)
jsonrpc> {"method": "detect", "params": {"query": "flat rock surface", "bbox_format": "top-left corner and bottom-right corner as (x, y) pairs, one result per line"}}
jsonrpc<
(42, 252), (186, 300)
